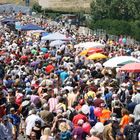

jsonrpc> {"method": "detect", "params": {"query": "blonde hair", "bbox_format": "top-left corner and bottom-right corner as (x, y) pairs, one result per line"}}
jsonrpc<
(44, 128), (51, 136)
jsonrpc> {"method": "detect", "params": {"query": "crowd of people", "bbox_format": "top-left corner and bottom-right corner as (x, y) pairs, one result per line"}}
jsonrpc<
(0, 12), (140, 140)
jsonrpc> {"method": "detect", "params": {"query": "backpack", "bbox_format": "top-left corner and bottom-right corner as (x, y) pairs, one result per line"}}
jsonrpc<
(119, 89), (126, 103)
(127, 125), (139, 140)
(60, 131), (71, 140)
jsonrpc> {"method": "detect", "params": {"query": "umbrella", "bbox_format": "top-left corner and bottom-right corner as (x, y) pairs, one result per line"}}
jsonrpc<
(75, 42), (105, 49)
(88, 48), (103, 55)
(117, 60), (136, 67)
(41, 32), (72, 41)
(87, 53), (107, 60)
(79, 50), (88, 56)
(50, 40), (65, 47)
(103, 56), (140, 68)
(79, 48), (103, 56)
(21, 24), (43, 31)
(119, 63), (140, 72)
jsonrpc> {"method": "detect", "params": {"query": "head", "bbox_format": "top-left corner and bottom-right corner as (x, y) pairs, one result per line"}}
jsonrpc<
(121, 108), (129, 116)
(35, 120), (41, 128)
(44, 127), (51, 136)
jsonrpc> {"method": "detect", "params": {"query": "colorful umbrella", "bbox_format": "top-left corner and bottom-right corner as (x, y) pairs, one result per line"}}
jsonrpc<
(117, 60), (136, 67)
(79, 48), (103, 56)
(119, 63), (140, 72)
(103, 56), (140, 68)
(87, 53), (107, 60)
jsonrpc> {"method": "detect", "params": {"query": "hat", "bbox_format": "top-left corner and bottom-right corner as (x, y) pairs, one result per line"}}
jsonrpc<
(43, 93), (48, 98)
(59, 122), (68, 132)
(2, 115), (8, 121)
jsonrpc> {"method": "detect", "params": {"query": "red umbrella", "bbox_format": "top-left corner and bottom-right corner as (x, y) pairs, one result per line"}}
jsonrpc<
(119, 63), (140, 72)
(45, 64), (55, 73)
(87, 48), (103, 55)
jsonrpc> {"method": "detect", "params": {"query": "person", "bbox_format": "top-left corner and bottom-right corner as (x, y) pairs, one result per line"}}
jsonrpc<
(40, 127), (55, 140)
(31, 120), (42, 140)
(72, 119), (85, 140)
(0, 115), (15, 140)
(25, 109), (44, 139)
(86, 127), (100, 140)
(120, 108), (129, 132)
(123, 114), (140, 140)
(103, 118), (119, 140)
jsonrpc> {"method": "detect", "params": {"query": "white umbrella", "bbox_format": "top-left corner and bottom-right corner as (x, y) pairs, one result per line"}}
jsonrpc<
(74, 42), (105, 49)
(103, 56), (140, 68)
(50, 40), (65, 47)
(41, 32), (72, 41)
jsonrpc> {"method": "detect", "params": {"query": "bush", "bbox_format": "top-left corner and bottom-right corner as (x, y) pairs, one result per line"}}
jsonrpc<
(32, 3), (42, 13)
(89, 19), (140, 41)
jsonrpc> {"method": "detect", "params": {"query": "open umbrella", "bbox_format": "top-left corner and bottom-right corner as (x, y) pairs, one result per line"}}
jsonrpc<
(119, 63), (140, 72)
(103, 56), (140, 68)
(41, 32), (72, 41)
(50, 40), (65, 47)
(75, 42), (105, 49)
(117, 60), (136, 67)
(87, 53), (107, 60)
(79, 48), (103, 56)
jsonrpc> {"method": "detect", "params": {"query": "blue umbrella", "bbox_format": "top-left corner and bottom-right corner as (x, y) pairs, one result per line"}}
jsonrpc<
(42, 32), (49, 37)
(21, 24), (43, 31)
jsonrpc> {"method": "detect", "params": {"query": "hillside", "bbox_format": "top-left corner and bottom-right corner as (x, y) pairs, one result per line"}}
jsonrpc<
(0, 0), (37, 6)
(39, 0), (92, 12)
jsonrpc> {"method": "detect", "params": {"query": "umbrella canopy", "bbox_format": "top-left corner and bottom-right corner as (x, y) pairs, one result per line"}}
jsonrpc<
(79, 48), (103, 56)
(119, 63), (140, 72)
(75, 42), (105, 49)
(50, 40), (65, 47)
(41, 32), (72, 41)
(21, 24), (43, 31)
(117, 60), (136, 67)
(87, 53), (107, 60)
(103, 56), (140, 68)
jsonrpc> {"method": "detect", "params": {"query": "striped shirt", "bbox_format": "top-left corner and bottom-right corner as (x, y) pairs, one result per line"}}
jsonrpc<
(48, 97), (58, 112)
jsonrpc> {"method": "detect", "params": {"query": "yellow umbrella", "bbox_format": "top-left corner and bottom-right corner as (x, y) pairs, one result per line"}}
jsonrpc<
(87, 53), (107, 60)
(79, 49), (88, 56)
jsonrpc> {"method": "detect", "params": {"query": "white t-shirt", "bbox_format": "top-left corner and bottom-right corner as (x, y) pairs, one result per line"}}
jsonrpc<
(25, 114), (43, 136)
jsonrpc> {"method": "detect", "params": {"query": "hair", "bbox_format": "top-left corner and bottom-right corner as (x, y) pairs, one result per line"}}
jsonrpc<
(121, 108), (129, 115)
(44, 127), (51, 136)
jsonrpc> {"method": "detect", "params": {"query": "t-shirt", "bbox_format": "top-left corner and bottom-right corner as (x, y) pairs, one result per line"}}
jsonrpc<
(120, 115), (129, 130)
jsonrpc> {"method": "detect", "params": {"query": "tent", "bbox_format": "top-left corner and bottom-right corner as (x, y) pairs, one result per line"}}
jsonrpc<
(21, 24), (43, 31)
(50, 40), (65, 47)
(1, 18), (18, 24)
(41, 32), (72, 41)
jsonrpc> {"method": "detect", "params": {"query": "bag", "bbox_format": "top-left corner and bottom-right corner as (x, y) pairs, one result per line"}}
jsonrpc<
(127, 125), (139, 140)
(119, 89), (126, 103)
(60, 131), (71, 140)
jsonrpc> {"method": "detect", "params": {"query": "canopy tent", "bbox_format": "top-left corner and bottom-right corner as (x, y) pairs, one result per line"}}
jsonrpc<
(74, 42), (105, 49)
(50, 40), (65, 47)
(103, 56), (140, 68)
(21, 24), (43, 31)
(1, 18), (18, 24)
(119, 63), (140, 72)
(41, 32), (72, 41)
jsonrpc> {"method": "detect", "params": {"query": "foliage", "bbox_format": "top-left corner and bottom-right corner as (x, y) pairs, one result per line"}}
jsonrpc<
(32, 3), (42, 13)
(90, 0), (140, 41)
